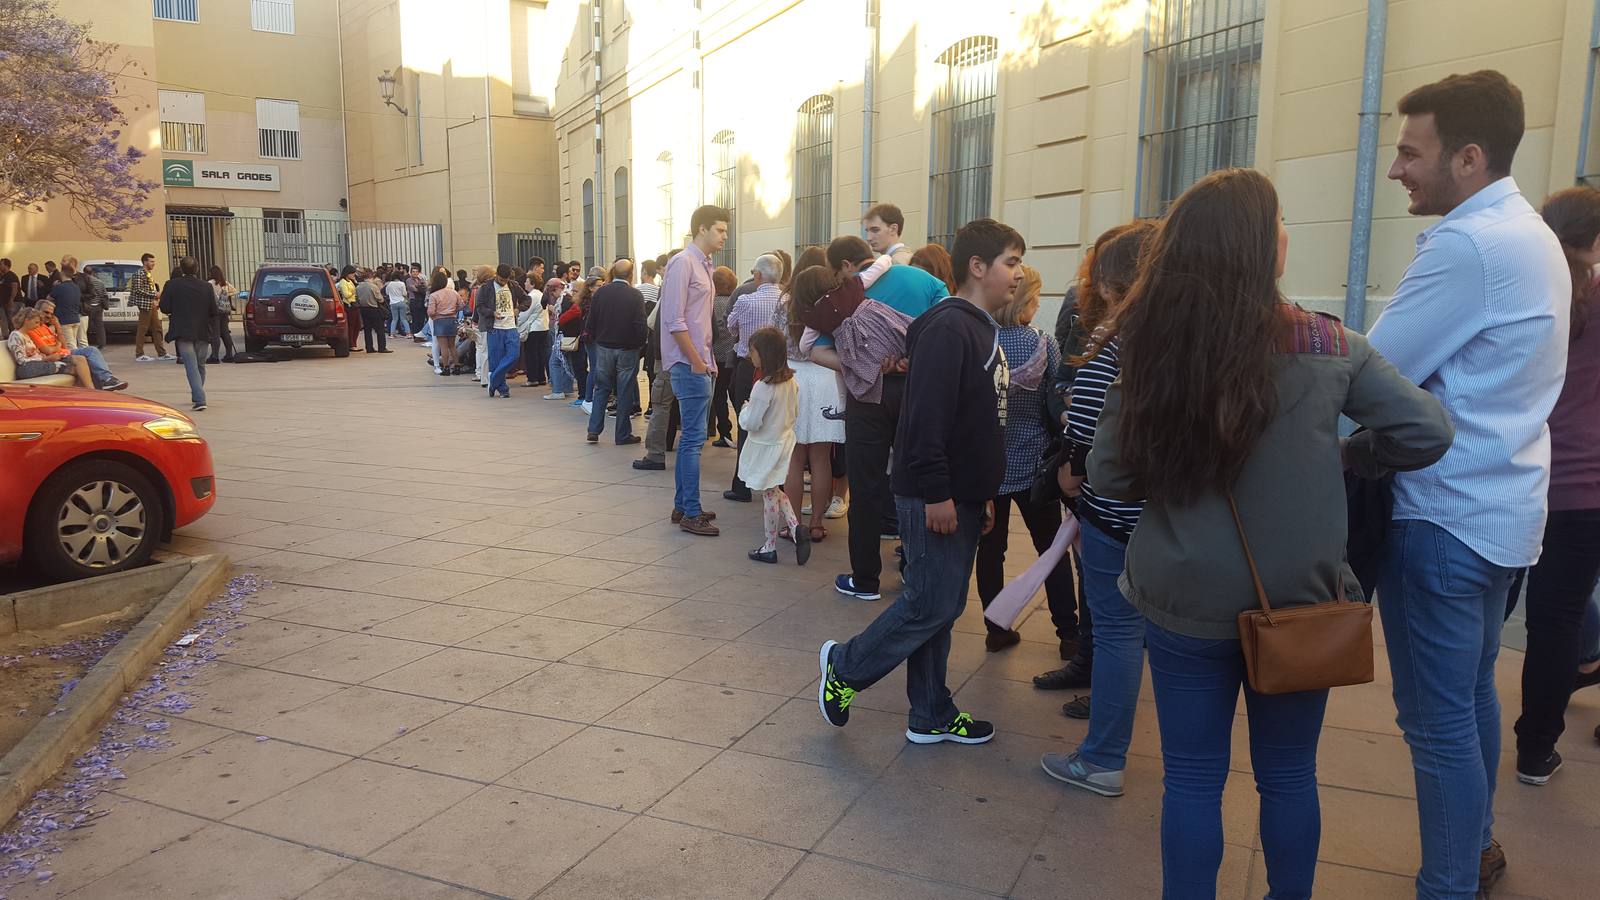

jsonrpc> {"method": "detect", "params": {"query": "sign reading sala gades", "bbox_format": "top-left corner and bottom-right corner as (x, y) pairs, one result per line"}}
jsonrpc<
(162, 159), (281, 192)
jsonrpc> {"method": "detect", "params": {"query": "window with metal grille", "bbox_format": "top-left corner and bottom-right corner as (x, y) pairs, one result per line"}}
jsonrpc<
(154, 0), (198, 22)
(614, 168), (630, 260)
(262, 209), (307, 262)
(1578, 2), (1600, 185)
(794, 95), (833, 257)
(657, 152), (675, 253)
(928, 37), (998, 251)
(256, 98), (301, 160)
(712, 130), (737, 269)
(250, 0), (293, 33)
(1137, 0), (1265, 216)
(582, 180), (596, 271)
(158, 90), (206, 154)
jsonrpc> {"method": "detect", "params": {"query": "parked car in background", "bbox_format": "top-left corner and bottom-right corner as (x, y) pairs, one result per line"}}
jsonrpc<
(241, 265), (350, 357)
(86, 260), (147, 336)
(0, 383), (216, 582)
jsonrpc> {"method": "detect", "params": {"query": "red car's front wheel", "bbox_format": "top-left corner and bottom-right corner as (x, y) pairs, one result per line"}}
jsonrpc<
(25, 459), (166, 581)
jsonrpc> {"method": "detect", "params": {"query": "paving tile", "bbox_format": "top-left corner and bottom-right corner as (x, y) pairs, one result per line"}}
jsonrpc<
(499, 526), (609, 554)
(455, 615), (617, 660)
(241, 548), (350, 578)
(362, 647), (546, 702)
(365, 705), (581, 781)
(881, 730), (1063, 811)
(356, 538), (476, 567)
(597, 678), (785, 747)
(215, 619), (343, 666)
(287, 559), (421, 591)
(519, 555), (641, 588)
(676, 642), (824, 695)
(730, 698), (910, 775)
(368, 515), (477, 539)
(0, 797), (208, 898)
(631, 597), (780, 640)
(561, 628), (724, 677)
(166, 662), (344, 730)
(114, 715), (236, 776)
(443, 577), (583, 614)
(478, 662), (660, 722)
(368, 786), (630, 896)
(298, 863), (486, 900)
(1013, 822), (1251, 900)
(1248, 854), (1414, 900)
(365, 604), (519, 644)
(498, 726), (720, 812)
(950, 674), (1079, 743)
(1316, 783), (1423, 875)
(581, 535), (690, 565)
(816, 779), (1052, 894)
(259, 632), (441, 684)
(113, 729), (350, 822)
(237, 582), (338, 618)
(651, 750), (873, 848)
(538, 587), (680, 626)
(436, 547), (562, 577)
(227, 522), (347, 551)
(602, 564), (726, 599)
(255, 685), (459, 755)
(768, 856), (992, 900)
(270, 591), (430, 632)
(537, 816), (802, 900)
(227, 759), (479, 856)
(691, 573), (817, 609)
(67, 823), (350, 900)
(562, 511), (665, 536)
(367, 568), (503, 601)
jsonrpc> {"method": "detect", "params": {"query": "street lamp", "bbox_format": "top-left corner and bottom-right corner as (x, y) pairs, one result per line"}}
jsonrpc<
(377, 69), (408, 115)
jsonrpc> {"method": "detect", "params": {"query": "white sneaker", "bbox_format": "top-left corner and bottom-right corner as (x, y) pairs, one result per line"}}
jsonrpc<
(543, 393), (565, 400)
(801, 505), (812, 516)
(582, 401), (594, 415)
(825, 496), (849, 519)
(158, 353), (176, 361)
(135, 354), (153, 362)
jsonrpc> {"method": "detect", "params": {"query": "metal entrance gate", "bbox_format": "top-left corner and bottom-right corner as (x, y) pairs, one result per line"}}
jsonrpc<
(165, 214), (444, 281)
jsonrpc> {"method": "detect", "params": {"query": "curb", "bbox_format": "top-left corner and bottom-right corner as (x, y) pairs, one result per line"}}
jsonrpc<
(0, 554), (230, 829)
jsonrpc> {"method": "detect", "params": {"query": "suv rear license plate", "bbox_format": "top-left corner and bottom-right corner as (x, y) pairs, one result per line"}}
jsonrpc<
(280, 333), (314, 343)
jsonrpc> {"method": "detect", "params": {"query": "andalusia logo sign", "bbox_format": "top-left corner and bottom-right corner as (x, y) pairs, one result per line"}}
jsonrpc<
(162, 159), (195, 187)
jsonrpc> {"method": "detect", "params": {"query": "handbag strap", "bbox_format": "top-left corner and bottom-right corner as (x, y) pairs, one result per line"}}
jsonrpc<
(1226, 493), (1274, 615)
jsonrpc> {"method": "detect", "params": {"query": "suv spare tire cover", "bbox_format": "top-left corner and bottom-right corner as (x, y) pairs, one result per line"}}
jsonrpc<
(286, 288), (323, 326)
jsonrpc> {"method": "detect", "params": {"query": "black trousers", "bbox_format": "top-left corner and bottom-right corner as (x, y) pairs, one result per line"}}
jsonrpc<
(708, 364), (735, 440)
(844, 375), (905, 593)
(975, 490), (1081, 639)
(360, 306), (388, 352)
(728, 358), (757, 495)
(523, 330), (549, 384)
(209, 310), (234, 360)
(1511, 507), (1600, 762)
(88, 308), (106, 348)
(564, 346), (587, 395)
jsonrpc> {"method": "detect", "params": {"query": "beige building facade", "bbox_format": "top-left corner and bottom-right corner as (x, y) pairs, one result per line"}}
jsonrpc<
(551, 0), (1600, 324)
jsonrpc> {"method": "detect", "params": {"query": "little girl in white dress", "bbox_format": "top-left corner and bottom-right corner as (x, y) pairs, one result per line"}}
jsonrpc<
(738, 327), (809, 565)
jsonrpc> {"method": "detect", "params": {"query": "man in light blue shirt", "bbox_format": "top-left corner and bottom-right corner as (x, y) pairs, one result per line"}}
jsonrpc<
(1367, 70), (1569, 900)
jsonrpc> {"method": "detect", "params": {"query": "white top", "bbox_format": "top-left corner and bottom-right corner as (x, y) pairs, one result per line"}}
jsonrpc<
(384, 280), (408, 304)
(736, 377), (799, 491)
(1368, 177), (1572, 567)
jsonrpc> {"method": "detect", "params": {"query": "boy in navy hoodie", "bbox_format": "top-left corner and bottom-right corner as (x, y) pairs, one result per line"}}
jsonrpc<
(816, 219), (1025, 745)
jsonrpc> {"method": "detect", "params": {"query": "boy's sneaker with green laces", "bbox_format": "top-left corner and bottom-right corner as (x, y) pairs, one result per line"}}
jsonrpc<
(1040, 751), (1124, 797)
(818, 640), (855, 727)
(906, 712), (994, 745)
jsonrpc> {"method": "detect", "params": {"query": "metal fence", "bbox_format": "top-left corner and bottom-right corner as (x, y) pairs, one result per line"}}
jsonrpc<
(164, 214), (444, 283)
(497, 232), (562, 271)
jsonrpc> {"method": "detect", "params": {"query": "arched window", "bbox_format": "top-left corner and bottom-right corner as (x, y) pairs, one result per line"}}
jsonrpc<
(711, 130), (737, 269)
(582, 179), (595, 271)
(657, 152), (674, 253)
(928, 36), (998, 250)
(614, 167), (630, 260)
(794, 95), (833, 257)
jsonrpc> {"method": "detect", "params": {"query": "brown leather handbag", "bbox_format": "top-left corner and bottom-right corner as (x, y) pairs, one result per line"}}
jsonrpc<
(1228, 495), (1374, 695)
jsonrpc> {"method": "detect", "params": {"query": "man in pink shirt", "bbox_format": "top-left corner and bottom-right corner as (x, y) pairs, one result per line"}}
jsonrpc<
(660, 204), (730, 535)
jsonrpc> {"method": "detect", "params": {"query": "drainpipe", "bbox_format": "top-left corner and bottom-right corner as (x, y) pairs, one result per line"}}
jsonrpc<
(1342, 0), (1388, 331)
(592, 0), (605, 265)
(860, 0), (879, 221)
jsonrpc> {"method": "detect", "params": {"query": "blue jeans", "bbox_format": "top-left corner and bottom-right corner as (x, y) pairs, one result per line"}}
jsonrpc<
(548, 341), (574, 394)
(1146, 621), (1328, 900)
(175, 339), (207, 406)
(1076, 517), (1145, 771)
(832, 497), (984, 729)
(388, 303), (409, 333)
(587, 346), (640, 441)
(69, 347), (115, 385)
(584, 342), (599, 401)
(668, 363), (712, 517)
(486, 328), (518, 396)
(1378, 519), (1516, 899)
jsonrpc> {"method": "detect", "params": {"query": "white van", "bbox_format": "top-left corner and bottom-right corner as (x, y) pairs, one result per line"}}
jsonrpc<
(86, 260), (148, 335)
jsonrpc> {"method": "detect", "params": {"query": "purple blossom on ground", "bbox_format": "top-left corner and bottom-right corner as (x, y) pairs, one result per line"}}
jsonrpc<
(0, 574), (269, 898)
(0, 0), (158, 238)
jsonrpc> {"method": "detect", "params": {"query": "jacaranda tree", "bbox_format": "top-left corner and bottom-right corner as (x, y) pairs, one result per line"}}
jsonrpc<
(0, 0), (158, 238)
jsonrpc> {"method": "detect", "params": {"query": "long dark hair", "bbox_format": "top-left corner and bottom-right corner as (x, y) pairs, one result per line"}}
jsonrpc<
(749, 327), (794, 384)
(1073, 221), (1157, 364)
(1115, 168), (1283, 505)
(1540, 186), (1600, 338)
(909, 244), (955, 292)
(785, 266), (841, 346)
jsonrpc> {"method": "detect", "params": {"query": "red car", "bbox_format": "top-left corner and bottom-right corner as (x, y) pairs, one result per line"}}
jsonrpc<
(241, 265), (351, 357)
(0, 384), (216, 582)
